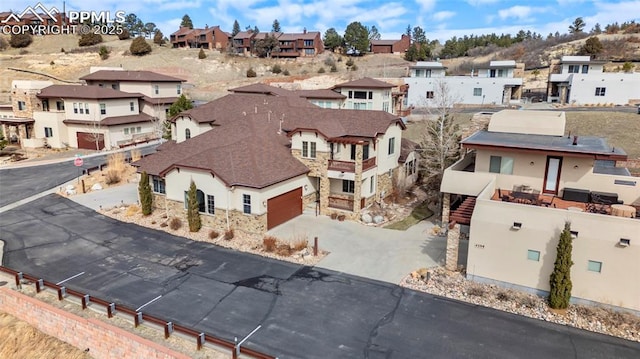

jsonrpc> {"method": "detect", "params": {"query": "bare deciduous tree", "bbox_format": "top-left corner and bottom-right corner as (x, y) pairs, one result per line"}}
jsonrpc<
(418, 79), (462, 215)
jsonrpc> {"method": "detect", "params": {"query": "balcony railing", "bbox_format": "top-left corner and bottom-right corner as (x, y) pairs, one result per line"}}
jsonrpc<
(328, 157), (376, 172)
(328, 196), (354, 211)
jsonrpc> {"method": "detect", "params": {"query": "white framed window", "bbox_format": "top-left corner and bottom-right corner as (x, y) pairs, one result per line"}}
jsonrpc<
(124, 128), (129, 135)
(185, 128), (191, 139)
(154, 85), (159, 95)
(302, 141), (316, 158)
(595, 87), (606, 96)
(136, 126), (141, 133)
(44, 127), (53, 138)
(152, 176), (165, 194)
(243, 194), (251, 214)
(100, 103), (106, 115)
(587, 260), (602, 273)
(73, 103), (78, 114)
(382, 102), (389, 112)
(568, 65), (580, 73)
(207, 194), (215, 214)
(473, 88), (482, 96)
(18, 101), (26, 111)
(130, 101), (135, 111)
(489, 156), (514, 174)
(527, 250), (540, 261)
(84, 103), (89, 114)
(177, 84), (181, 95)
(388, 137), (395, 155)
(370, 175), (375, 193)
(426, 91), (434, 99)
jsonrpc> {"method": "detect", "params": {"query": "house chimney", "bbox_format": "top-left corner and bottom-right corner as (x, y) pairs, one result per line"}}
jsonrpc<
(303, 28), (307, 34)
(572, 135), (578, 145)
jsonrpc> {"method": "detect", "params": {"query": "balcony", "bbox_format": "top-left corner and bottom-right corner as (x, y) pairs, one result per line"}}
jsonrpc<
(328, 157), (376, 172)
(328, 195), (354, 211)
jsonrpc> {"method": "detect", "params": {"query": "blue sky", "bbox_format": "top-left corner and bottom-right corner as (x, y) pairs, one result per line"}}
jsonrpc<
(5, 1), (640, 41)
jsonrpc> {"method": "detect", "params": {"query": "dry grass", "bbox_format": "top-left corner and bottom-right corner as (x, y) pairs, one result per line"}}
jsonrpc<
(223, 229), (234, 241)
(208, 230), (220, 239)
(564, 111), (640, 159)
(263, 236), (278, 252)
(130, 148), (142, 162)
(169, 217), (182, 230)
(103, 152), (127, 185)
(125, 204), (139, 217)
(0, 312), (90, 359)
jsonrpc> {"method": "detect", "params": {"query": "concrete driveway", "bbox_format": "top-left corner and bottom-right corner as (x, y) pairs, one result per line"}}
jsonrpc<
(269, 213), (468, 284)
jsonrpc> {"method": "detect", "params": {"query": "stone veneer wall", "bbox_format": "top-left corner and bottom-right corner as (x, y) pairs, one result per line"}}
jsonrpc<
(446, 222), (460, 271)
(376, 168), (397, 201)
(164, 198), (267, 234)
(11, 87), (41, 118)
(441, 193), (451, 224)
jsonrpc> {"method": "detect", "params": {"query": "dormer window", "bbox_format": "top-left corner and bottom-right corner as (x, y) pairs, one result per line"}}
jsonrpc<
(185, 128), (191, 139)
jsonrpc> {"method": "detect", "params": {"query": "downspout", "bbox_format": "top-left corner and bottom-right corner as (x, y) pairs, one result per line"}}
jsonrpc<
(226, 187), (231, 230)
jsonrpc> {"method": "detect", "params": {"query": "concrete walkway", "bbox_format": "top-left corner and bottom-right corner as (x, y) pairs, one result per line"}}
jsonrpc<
(268, 213), (467, 284)
(69, 182), (139, 211)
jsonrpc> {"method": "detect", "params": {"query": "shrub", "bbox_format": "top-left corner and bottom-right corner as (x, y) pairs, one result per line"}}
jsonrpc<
(19, 49), (29, 55)
(153, 30), (164, 45)
(60, 47), (65, 53)
(330, 64), (337, 72)
(79, 33), (103, 47)
(276, 244), (292, 256)
(351, 64), (358, 71)
(209, 230), (220, 239)
(0, 36), (8, 50)
(98, 46), (109, 60)
(324, 56), (335, 66)
(130, 37), (152, 56)
(291, 238), (308, 251)
(345, 57), (354, 67)
(283, 69), (290, 76)
(118, 29), (130, 40)
(224, 229), (234, 240)
(10, 33), (32, 48)
(186, 181), (201, 232)
(496, 291), (511, 301)
(520, 295), (538, 309)
(272, 64), (282, 74)
(246, 67), (257, 77)
(548, 222), (574, 309)
(125, 204), (139, 217)
(198, 48), (206, 59)
(105, 169), (121, 185)
(169, 217), (182, 230)
(138, 171), (153, 216)
(467, 284), (486, 297)
(263, 236), (277, 252)
(50, 61), (55, 66)
(160, 222), (168, 227)
(317, 67), (326, 73)
(337, 56), (343, 62)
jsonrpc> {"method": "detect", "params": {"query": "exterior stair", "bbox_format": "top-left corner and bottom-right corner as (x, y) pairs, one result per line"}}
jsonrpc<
(449, 196), (476, 225)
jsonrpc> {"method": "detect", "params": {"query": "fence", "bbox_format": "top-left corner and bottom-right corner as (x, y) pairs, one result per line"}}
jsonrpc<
(0, 266), (275, 359)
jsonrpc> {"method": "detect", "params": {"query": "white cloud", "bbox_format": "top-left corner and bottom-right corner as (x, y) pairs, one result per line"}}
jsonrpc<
(432, 11), (455, 22)
(156, 17), (182, 38)
(584, 1), (640, 28)
(415, 0), (437, 11)
(466, 0), (502, 6)
(498, 5), (534, 20)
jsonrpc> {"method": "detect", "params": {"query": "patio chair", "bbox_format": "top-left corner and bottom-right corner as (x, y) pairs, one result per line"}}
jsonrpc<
(540, 196), (554, 207)
(498, 188), (511, 202)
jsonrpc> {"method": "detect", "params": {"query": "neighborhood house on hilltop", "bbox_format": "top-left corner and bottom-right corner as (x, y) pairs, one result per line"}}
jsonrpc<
(440, 110), (639, 311)
(2, 68), (184, 150)
(132, 88), (419, 233)
(169, 26), (230, 50)
(547, 55), (640, 105)
(405, 60), (524, 107)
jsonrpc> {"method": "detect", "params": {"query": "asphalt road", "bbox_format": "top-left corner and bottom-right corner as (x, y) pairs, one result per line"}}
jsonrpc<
(0, 145), (157, 208)
(1, 195), (638, 358)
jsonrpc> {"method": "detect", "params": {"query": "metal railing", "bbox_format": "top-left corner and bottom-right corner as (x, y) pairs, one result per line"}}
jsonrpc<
(0, 266), (275, 359)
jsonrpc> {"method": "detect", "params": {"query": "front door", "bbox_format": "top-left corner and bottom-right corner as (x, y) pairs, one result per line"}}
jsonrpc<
(543, 156), (562, 194)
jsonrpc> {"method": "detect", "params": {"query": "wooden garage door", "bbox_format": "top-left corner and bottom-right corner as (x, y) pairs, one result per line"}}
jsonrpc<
(267, 187), (302, 230)
(77, 132), (104, 150)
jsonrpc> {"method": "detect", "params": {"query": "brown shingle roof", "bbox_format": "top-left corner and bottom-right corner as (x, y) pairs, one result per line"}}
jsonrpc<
(142, 96), (178, 105)
(233, 31), (255, 39)
(296, 89), (345, 100)
(332, 77), (395, 89)
(100, 113), (153, 126)
(80, 70), (185, 83)
(399, 138), (419, 163)
(137, 93), (403, 188)
(228, 84), (293, 96)
(171, 27), (193, 37)
(37, 85), (143, 100)
(371, 40), (398, 46)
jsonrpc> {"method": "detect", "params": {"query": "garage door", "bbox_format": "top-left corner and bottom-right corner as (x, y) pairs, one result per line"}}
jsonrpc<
(267, 187), (302, 230)
(77, 132), (104, 150)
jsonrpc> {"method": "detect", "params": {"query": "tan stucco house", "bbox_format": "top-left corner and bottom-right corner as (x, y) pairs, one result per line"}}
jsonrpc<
(441, 110), (640, 311)
(133, 90), (417, 233)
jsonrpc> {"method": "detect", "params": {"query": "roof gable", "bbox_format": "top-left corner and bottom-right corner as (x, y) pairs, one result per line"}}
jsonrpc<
(333, 77), (395, 89)
(80, 70), (184, 83)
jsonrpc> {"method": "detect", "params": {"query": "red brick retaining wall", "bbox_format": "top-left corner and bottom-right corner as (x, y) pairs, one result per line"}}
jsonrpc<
(0, 287), (190, 359)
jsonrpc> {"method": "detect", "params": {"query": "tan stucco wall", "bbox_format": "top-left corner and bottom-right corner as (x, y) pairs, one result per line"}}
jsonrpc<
(468, 192), (640, 311)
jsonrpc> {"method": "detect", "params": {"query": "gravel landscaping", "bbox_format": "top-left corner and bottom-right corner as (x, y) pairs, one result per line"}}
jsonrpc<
(402, 267), (640, 342)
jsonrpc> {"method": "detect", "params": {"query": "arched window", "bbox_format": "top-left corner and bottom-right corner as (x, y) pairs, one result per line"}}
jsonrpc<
(185, 128), (191, 139)
(196, 189), (205, 213)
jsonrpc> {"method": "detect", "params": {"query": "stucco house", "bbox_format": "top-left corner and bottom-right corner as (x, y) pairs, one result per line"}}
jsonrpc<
(6, 69), (184, 150)
(547, 55), (640, 105)
(405, 60), (524, 108)
(133, 91), (416, 233)
(440, 109), (640, 311)
(332, 78), (395, 113)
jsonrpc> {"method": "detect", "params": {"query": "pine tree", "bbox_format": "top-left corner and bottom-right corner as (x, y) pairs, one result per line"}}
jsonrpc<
(153, 30), (164, 45)
(272, 19), (281, 33)
(232, 20), (241, 36)
(549, 222), (574, 309)
(186, 180), (201, 232)
(138, 171), (153, 215)
(198, 48), (206, 59)
(181, 14), (193, 29)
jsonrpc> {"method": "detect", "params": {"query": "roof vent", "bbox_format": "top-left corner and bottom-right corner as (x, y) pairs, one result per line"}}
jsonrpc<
(572, 136), (578, 145)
